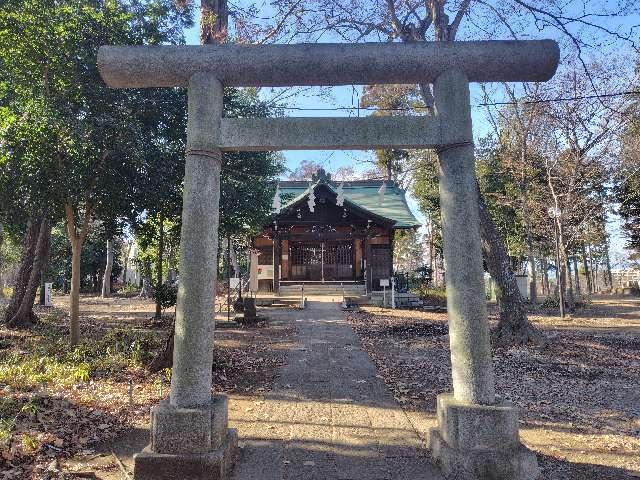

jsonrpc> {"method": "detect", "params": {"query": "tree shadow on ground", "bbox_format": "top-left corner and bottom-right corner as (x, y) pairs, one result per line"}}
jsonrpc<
(537, 451), (639, 480)
(0, 392), (145, 479)
(78, 419), (640, 480)
(60, 426), (150, 479)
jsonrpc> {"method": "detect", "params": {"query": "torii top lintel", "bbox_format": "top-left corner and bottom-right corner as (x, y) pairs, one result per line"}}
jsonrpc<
(98, 40), (559, 89)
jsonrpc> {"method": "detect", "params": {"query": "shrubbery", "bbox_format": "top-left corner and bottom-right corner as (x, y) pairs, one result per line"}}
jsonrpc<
(414, 286), (447, 306)
(0, 314), (162, 390)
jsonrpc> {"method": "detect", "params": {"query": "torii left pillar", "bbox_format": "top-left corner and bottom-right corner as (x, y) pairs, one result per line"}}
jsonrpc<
(134, 73), (238, 480)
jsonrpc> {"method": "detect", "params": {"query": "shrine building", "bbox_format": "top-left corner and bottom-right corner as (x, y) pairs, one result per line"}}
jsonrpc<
(249, 169), (420, 294)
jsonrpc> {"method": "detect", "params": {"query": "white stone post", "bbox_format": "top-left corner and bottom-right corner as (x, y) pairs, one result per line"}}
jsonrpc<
(434, 69), (495, 405)
(134, 73), (238, 480)
(429, 70), (539, 480)
(171, 73), (223, 407)
(391, 277), (396, 309)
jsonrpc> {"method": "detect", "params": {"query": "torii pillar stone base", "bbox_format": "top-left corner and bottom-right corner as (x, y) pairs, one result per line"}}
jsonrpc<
(428, 70), (539, 480)
(430, 394), (539, 480)
(133, 74), (237, 480)
(134, 396), (237, 480)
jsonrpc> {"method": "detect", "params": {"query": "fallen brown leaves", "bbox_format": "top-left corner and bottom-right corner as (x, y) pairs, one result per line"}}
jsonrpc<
(0, 295), (295, 479)
(213, 321), (296, 393)
(346, 297), (640, 479)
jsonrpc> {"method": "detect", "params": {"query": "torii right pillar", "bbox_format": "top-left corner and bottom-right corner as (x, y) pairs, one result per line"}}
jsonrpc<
(430, 69), (540, 480)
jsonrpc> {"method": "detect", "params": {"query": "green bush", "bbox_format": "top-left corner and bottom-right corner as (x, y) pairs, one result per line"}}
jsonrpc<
(119, 282), (140, 295)
(415, 286), (447, 306)
(541, 295), (559, 308)
(154, 283), (178, 310)
(0, 397), (45, 447)
(0, 418), (15, 446)
(540, 294), (591, 310)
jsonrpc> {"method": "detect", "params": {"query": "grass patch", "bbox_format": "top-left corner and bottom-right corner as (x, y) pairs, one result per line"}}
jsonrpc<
(0, 397), (45, 448)
(0, 314), (163, 391)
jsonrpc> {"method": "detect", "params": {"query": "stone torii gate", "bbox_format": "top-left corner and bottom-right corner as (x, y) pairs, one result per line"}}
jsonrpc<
(98, 40), (559, 480)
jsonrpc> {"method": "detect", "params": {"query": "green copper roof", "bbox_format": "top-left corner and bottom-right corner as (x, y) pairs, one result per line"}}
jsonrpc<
(277, 179), (421, 228)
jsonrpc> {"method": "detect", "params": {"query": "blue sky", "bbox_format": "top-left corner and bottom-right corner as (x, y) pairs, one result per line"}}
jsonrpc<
(182, 10), (634, 265)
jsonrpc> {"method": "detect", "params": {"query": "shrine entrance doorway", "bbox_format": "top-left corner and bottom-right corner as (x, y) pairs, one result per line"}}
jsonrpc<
(289, 239), (355, 283)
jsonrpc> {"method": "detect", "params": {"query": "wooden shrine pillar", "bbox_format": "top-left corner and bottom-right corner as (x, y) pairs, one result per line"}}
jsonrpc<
(273, 235), (281, 295)
(365, 235), (373, 292)
(389, 230), (395, 280)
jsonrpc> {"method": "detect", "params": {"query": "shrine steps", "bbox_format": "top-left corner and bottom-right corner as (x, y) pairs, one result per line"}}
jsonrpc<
(279, 284), (366, 296)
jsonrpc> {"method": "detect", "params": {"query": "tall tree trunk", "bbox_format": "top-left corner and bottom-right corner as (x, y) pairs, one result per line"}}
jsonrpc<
(155, 212), (165, 319)
(565, 258), (575, 311)
(572, 255), (581, 297)
(8, 220), (51, 328)
(4, 219), (40, 323)
(528, 254), (537, 303)
(101, 239), (114, 298)
(603, 240), (613, 289)
(38, 224), (51, 305)
(200, 0), (228, 44)
(0, 222), (4, 298)
(588, 244), (596, 292)
(558, 227), (573, 312)
(521, 193), (537, 303)
(39, 262), (46, 305)
(69, 242), (81, 343)
(541, 257), (550, 295)
(477, 190), (545, 346)
(122, 242), (132, 285)
(65, 203), (92, 346)
(581, 244), (592, 294)
(38, 232), (52, 306)
(168, 244), (177, 283)
(416, 73), (534, 342)
(428, 219), (435, 282)
(139, 259), (153, 298)
(598, 204), (614, 288)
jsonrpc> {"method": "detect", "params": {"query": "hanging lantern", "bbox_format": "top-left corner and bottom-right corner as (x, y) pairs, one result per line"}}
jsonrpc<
(342, 208), (348, 219)
(297, 208), (302, 219)
(378, 182), (386, 205)
(336, 182), (345, 206)
(271, 184), (282, 213)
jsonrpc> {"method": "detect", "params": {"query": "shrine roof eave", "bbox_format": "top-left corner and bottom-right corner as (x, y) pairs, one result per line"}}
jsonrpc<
(267, 182), (419, 229)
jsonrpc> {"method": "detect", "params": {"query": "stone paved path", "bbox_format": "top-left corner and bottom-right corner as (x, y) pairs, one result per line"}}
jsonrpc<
(230, 299), (443, 480)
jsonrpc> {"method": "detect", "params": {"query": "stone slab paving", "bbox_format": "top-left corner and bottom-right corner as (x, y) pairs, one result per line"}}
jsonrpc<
(229, 299), (443, 480)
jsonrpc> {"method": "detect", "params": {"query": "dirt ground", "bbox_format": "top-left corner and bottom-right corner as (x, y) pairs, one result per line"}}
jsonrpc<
(347, 295), (640, 479)
(3, 294), (639, 479)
